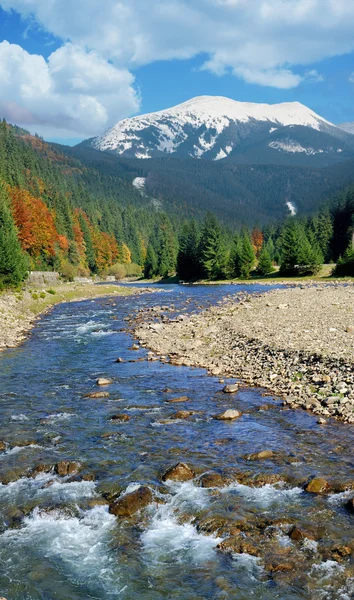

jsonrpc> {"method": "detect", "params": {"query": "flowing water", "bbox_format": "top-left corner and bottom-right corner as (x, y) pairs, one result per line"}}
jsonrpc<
(0, 283), (354, 599)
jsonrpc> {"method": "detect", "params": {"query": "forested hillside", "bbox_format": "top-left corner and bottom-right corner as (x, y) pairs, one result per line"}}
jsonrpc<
(0, 120), (177, 286)
(72, 142), (354, 226)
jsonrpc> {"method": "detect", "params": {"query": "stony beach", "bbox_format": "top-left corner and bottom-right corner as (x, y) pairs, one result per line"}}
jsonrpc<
(136, 283), (354, 422)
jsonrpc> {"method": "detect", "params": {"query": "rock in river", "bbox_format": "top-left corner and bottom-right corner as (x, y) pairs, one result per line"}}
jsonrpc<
(85, 391), (110, 399)
(214, 409), (241, 421)
(55, 461), (81, 477)
(161, 462), (195, 482)
(304, 477), (331, 494)
(222, 384), (238, 393)
(109, 486), (152, 517)
(199, 472), (228, 488)
(246, 450), (274, 460)
(96, 378), (113, 386)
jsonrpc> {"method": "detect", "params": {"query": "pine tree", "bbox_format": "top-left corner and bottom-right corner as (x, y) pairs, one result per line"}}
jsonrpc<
(0, 183), (28, 287)
(177, 220), (201, 280)
(239, 232), (256, 279)
(229, 233), (243, 278)
(199, 212), (227, 280)
(144, 244), (158, 278)
(257, 245), (274, 276)
(280, 220), (323, 275)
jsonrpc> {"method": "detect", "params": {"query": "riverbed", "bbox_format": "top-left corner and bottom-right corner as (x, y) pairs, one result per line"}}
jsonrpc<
(0, 283), (354, 599)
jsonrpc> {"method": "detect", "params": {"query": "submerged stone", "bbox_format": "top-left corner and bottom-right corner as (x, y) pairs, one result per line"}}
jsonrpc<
(55, 461), (81, 477)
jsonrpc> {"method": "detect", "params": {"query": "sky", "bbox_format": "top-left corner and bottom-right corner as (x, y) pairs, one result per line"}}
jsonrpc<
(0, 0), (353, 145)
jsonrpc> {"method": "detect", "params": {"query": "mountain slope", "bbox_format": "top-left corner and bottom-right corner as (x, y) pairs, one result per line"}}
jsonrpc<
(338, 122), (354, 135)
(88, 96), (354, 167)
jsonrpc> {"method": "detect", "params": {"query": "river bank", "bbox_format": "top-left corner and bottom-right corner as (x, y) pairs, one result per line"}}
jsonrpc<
(0, 282), (155, 351)
(136, 283), (354, 423)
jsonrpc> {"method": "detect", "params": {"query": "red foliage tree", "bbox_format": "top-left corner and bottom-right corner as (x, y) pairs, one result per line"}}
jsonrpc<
(10, 187), (59, 258)
(251, 227), (264, 258)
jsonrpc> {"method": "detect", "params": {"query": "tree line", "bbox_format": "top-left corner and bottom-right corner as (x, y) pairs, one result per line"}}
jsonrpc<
(143, 187), (354, 280)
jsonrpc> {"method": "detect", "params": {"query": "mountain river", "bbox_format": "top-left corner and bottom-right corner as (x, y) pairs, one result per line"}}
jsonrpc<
(0, 283), (354, 599)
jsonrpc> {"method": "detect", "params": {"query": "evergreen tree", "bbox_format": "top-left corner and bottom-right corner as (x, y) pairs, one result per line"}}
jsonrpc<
(229, 233), (243, 278)
(0, 184), (28, 287)
(199, 212), (227, 280)
(144, 244), (158, 278)
(177, 220), (201, 280)
(239, 232), (256, 279)
(280, 220), (323, 275)
(257, 245), (274, 276)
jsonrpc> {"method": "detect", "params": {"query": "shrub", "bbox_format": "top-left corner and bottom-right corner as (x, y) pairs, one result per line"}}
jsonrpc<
(46, 289), (56, 295)
(333, 246), (354, 276)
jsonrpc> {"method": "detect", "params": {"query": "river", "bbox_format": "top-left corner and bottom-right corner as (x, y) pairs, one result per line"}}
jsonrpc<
(0, 283), (354, 599)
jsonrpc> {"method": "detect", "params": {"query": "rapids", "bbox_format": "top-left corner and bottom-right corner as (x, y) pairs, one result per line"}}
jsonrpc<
(0, 283), (354, 599)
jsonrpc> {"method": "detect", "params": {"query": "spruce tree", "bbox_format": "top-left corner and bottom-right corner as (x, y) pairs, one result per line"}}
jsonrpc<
(144, 244), (158, 278)
(177, 220), (201, 280)
(257, 245), (274, 276)
(199, 212), (227, 280)
(229, 233), (243, 278)
(239, 232), (256, 279)
(0, 184), (28, 287)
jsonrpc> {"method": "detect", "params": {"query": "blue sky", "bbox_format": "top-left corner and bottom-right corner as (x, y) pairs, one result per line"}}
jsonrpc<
(0, 1), (353, 144)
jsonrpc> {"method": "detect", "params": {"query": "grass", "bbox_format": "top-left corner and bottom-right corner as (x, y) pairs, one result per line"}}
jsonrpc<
(22, 283), (136, 317)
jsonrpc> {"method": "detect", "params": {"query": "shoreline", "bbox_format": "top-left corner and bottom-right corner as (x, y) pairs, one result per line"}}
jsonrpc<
(0, 282), (156, 352)
(135, 283), (354, 423)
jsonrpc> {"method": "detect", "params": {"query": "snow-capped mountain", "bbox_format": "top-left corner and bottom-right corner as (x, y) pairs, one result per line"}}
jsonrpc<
(90, 96), (354, 166)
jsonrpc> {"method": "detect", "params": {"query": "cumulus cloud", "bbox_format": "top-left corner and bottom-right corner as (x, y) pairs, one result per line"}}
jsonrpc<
(0, 0), (354, 135)
(0, 40), (139, 138)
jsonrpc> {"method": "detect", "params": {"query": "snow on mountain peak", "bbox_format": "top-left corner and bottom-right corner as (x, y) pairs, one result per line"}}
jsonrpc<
(92, 95), (335, 160)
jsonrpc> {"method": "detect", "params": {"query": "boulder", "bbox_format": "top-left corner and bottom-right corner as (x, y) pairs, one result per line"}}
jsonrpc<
(222, 384), (238, 393)
(161, 462), (195, 482)
(96, 378), (113, 386)
(346, 326), (354, 334)
(0, 441), (6, 452)
(31, 463), (53, 477)
(288, 525), (315, 542)
(109, 486), (152, 517)
(85, 391), (110, 398)
(55, 461), (81, 477)
(214, 409), (241, 421)
(131, 344), (140, 350)
(116, 357), (125, 363)
(217, 537), (258, 556)
(317, 417), (327, 425)
(304, 477), (330, 494)
(199, 472), (228, 488)
(246, 450), (274, 461)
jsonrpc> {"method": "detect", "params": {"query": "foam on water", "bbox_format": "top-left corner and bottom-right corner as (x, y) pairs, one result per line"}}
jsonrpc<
(1, 505), (120, 595)
(0, 473), (96, 503)
(76, 320), (106, 335)
(310, 560), (345, 580)
(231, 552), (264, 581)
(43, 412), (77, 422)
(223, 481), (302, 508)
(2, 444), (42, 456)
(142, 481), (220, 565)
(11, 413), (29, 421)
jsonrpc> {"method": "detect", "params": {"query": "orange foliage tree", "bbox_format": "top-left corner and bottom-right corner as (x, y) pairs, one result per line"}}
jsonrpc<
(251, 227), (264, 258)
(10, 187), (59, 259)
(91, 229), (119, 272)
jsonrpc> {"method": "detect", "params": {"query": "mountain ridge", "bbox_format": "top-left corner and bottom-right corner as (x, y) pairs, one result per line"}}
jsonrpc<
(88, 95), (354, 167)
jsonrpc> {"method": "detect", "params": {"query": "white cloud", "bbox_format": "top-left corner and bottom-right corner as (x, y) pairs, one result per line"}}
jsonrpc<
(349, 73), (354, 83)
(0, 40), (139, 138)
(1, 0), (354, 135)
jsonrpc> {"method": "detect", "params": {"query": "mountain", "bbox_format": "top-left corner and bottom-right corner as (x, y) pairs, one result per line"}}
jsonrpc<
(338, 122), (354, 135)
(88, 96), (354, 167)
